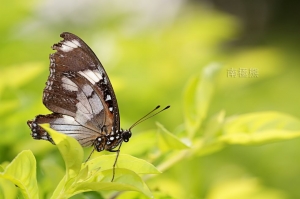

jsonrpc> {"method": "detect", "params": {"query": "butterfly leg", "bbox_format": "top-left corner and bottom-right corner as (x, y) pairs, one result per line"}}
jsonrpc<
(85, 147), (95, 162)
(108, 142), (123, 182)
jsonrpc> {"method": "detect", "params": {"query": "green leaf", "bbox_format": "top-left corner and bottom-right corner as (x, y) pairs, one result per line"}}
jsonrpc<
(40, 124), (83, 179)
(192, 111), (226, 156)
(0, 150), (39, 199)
(51, 154), (156, 198)
(39, 124), (156, 198)
(0, 178), (19, 199)
(85, 154), (160, 175)
(183, 63), (221, 137)
(39, 124), (85, 199)
(121, 130), (157, 157)
(74, 168), (153, 198)
(156, 122), (189, 151)
(203, 110), (226, 139)
(220, 111), (300, 145)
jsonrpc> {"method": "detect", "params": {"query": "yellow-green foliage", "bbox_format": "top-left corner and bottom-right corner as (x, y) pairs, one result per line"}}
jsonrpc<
(1, 1), (300, 199)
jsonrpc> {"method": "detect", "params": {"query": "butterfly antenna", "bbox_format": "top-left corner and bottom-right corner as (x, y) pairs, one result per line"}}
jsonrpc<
(129, 105), (170, 130)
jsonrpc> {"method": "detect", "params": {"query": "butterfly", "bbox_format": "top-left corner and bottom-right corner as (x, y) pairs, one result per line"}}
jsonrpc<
(27, 32), (169, 181)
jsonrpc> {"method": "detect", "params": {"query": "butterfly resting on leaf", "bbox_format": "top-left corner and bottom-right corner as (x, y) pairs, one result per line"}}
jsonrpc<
(27, 32), (169, 181)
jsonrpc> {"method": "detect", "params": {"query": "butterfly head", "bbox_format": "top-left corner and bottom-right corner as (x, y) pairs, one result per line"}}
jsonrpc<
(93, 128), (132, 152)
(93, 106), (169, 152)
(121, 129), (132, 142)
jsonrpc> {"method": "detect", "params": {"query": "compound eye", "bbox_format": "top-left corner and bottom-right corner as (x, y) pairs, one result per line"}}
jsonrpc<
(122, 131), (131, 142)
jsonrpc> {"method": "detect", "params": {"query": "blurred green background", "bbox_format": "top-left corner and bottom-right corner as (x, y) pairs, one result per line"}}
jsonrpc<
(1, 0), (300, 198)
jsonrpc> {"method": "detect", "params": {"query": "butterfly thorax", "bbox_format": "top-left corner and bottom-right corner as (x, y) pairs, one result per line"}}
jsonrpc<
(94, 129), (132, 152)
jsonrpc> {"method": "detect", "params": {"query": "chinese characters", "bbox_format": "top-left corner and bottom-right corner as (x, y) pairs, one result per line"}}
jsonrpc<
(227, 68), (259, 78)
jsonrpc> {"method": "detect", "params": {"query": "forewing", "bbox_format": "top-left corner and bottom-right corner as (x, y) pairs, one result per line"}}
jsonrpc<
(43, 32), (120, 133)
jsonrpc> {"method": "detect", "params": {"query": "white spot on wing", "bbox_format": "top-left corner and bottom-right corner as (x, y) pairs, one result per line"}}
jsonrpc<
(79, 70), (102, 84)
(60, 44), (73, 52)
(78, 84), (103, 115)
(82, 84), (93, 96)
(105, 95), (111, 101)
(88, 92), (103, 115)
(62, 115), (77, 121)
(51, 115), (80, 130)
(74, 83), (103, 125)
(76, 91), (92, 113)
(62, 76), (78, 91)
(74, 100), (96, 128)
(75, 103), (93, 124)
(94, 70), (103, 80)
(71, 39), (81, 47)
(79, 71), (93, 84)
(64, 40), (80, 48)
